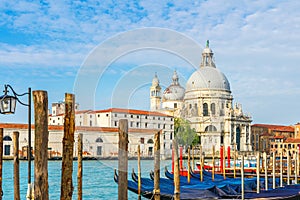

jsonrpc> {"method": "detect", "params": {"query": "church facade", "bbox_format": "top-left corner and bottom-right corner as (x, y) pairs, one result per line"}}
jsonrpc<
(150, 41), (252, 154)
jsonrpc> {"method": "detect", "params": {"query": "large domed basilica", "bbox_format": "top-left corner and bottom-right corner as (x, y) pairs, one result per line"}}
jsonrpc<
(150, 41), (252, 153)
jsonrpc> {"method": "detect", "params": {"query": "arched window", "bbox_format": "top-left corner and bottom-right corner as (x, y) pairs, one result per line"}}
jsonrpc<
(203, 103), (208, 116)
(95, 137), (103, 143)
(205, 125), (217, 132)
(211, 103), (215, 115)
(3, 135), (12, 156)
(3, 135), (12, 141)
(147, 139), (154, 144)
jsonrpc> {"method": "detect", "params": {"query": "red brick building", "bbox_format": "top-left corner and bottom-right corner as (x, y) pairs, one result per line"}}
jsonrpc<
(251, 124), (294, 153)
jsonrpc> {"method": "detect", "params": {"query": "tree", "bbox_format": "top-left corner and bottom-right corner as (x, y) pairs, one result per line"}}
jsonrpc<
(174, 118), (199, 148)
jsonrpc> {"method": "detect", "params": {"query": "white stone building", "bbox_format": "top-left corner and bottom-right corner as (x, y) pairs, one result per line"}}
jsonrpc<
(150, 41), (252, 154)
(0, 103), (175, 158)
(48, 106), (174, 157)
(0, 122), (172, 159)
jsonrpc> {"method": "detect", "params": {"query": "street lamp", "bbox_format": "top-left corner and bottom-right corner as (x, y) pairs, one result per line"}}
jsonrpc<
(0, 84), (32, 199)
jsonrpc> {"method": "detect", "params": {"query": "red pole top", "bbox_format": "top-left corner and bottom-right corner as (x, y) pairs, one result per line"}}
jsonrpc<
(227, 146), (231, 168)
(220, 145), (224, 173)
(179, 146), (183, 170)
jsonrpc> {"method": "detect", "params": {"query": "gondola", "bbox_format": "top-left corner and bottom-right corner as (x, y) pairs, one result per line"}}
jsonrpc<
(164, 166), (256, 190)
(114, 168), (300, 199)
(189, 167), (281, 190)
(114, 169), (222, 200)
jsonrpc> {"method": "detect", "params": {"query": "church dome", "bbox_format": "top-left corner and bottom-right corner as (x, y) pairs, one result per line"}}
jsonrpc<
(186, 40), (230, 92)
(186, 66), (230, 92)
(163, 71), (185, 101)
(163, 85), (185, 101)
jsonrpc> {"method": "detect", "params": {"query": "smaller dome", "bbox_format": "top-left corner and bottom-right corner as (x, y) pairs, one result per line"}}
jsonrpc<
(163, 85), (185, 101)
(163, 71), (185, 101)
(152, 73), (159, 87)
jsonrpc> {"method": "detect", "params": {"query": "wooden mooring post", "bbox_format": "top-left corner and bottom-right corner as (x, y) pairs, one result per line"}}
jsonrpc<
(294, 151), (298, 184)
(212, 145), (215, 181)
(118, 119), (128, 200)
(187, 147), (190, 183)
(33, 90), (49, 200)
(0, 128), (3, 200)
(192, 146), (195, 172)
(233, 144), (236, 178)
(153, 131), (160, 200)
(263, 152), (268, 190)
(222, 146), (226, 179)
(200, 146), (203, 182)
(13, 131), (20, 200)
(287, 151), (290, 185)
(173, 140), (180, 200)
(256, 151), (260, 193)
(77, 133), (83, 200)
(137, 145), (141, 200)
(272, 152), (276, 189)
(241, 155), (245, 200)
(60, 93), (75, 200)
(280, 151), (283, 187)
(201, 155), (204, 182)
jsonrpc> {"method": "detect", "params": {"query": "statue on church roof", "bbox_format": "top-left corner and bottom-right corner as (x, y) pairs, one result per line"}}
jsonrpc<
(206, 40), (209, 48)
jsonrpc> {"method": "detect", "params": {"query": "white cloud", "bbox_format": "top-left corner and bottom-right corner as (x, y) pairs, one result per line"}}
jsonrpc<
(0, 42), (90, 67)
(0, 0), (299, 124)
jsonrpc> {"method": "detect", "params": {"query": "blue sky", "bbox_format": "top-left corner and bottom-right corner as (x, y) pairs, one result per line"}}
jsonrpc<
(0, 0), (299, 125)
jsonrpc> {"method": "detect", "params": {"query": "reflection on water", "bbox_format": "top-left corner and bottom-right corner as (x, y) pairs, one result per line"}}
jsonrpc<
(2, 159), (172, 199)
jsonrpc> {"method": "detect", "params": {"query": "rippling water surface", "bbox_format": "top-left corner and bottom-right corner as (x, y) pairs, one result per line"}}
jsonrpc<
(2, 159), (172, 199)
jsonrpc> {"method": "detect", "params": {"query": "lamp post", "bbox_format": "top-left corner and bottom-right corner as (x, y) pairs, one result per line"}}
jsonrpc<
(0, 84), (32, 199)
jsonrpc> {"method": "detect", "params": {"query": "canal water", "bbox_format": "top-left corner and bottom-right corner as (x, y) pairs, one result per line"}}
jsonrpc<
(2, 159), (172, 199)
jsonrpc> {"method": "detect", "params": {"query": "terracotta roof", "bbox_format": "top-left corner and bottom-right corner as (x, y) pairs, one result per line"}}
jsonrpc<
(49, 113), (64, 117)
(0, 123), (159, 134)
(75, 110), (93, 114)
(252, 124), (294, 132)
(94, 108), (171, 117)
(49, 110), (94, 117)
(273, 135), (284, 139)
(260, 131), (271, 136)
(285, 138), (300, 143)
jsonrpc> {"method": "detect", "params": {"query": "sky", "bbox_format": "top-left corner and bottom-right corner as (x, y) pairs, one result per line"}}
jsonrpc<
(0, 0), (299, 125)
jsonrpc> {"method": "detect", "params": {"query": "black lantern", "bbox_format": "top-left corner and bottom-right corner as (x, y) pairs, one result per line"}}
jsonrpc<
(0, 84), (32, 199)
(0, 94), (17, 114)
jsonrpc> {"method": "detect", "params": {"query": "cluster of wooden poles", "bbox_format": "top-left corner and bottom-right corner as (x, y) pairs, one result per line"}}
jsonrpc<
(0, 92), (83, 200)
(117, 119), (217, 200)
(185, 146), (300, 192)
(117, 120), (174, 200)
(180, 145), (249, 180)
(118, 123), (300, 200)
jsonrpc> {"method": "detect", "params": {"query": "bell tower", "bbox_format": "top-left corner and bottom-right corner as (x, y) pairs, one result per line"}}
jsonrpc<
(150, 73), (161, 111)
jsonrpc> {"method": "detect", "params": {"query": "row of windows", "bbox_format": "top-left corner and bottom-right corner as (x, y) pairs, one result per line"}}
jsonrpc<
(51, 114), (173, 125)
(187, 102), (228, 116)
(51, 117), (173, 128)
(114, 121), (173, 129)
(104, 113), (172, 121)
(271, 143), (299, 150)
